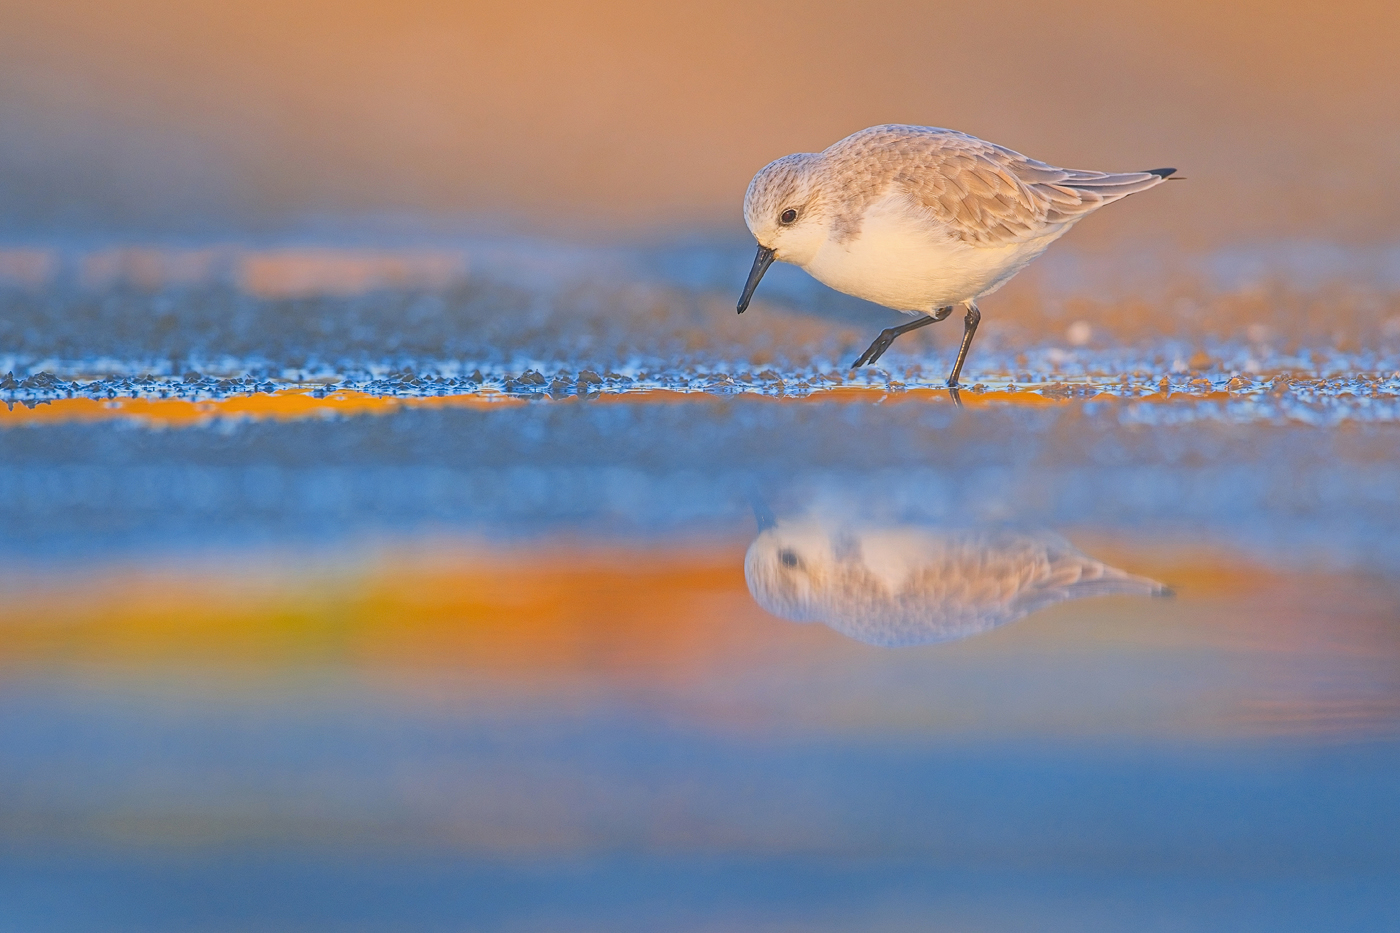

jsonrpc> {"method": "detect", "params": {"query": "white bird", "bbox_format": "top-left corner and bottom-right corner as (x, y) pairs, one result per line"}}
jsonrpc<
(745, 517), (1170, 647)
(736, 124), (1175, 385)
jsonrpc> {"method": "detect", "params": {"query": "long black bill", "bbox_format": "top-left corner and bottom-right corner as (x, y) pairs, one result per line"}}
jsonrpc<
(736, 245), (775, 314)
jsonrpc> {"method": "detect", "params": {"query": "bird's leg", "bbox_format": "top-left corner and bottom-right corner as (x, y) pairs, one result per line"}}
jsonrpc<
(946, 303), (981, 387)
(947, 385), (963, 409)
(851, 307), (953, 369)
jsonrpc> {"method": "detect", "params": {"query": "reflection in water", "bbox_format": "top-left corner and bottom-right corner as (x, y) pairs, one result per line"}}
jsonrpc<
(746, 516), (1169, 646)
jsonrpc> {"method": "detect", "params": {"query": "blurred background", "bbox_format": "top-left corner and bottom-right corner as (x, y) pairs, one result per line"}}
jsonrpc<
(1, 0), (1398, 243)
(2, 3), (1399, 931)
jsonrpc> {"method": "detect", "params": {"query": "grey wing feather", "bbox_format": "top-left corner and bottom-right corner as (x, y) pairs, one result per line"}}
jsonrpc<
(833, 126), (1170, 247)
(1007, 541), (1170, 618)
(1029, 166), (1175, 226)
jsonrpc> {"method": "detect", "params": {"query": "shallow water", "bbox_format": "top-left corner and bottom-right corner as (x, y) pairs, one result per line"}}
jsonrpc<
(2, 240), (1399, 931)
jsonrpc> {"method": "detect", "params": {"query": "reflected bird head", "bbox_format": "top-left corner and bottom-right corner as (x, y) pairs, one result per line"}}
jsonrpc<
(743, 520), (840, 623)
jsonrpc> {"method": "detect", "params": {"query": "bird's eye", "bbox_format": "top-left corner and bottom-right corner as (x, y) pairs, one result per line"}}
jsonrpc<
(779, 549), (800, 568)
(780, 208), (798, 225)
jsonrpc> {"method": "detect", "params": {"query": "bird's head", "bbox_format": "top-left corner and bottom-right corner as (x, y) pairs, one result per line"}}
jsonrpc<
(736, 153), (826, 313)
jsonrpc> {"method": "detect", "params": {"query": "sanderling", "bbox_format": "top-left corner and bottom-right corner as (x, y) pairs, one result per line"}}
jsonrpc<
(736, 125), (1174, 385)
(744, 517), (1169, 647)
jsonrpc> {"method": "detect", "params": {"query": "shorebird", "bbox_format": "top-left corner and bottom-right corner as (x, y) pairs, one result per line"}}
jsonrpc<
(745, 516), (1170, 647)
(736, 125), (1174, 385)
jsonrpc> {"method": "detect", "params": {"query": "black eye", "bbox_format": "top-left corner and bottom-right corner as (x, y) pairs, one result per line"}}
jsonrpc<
(779, 549), (800, 568)
(780, 208), (798, 225)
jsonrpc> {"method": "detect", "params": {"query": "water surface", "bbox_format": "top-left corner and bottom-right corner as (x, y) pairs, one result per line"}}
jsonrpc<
(2, 240), (1398, 931)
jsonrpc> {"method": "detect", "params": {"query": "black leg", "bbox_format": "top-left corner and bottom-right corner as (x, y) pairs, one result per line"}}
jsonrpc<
(946, 304), (981, 387)
(851, 307), (953, 369)
(947, 385), (963, 409)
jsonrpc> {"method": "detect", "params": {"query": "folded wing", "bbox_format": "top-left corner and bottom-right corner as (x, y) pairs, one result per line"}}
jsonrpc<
(834, 125), (1173, 247)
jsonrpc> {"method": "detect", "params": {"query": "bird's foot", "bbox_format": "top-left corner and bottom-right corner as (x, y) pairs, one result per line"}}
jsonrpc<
(851, 328), (899, 368)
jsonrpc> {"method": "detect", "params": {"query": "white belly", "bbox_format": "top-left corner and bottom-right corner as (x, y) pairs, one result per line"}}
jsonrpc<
(799, 195), (1069, 313)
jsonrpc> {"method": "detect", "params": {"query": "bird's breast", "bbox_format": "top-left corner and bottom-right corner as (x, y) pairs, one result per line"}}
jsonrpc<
(799, 195), (1063, 311)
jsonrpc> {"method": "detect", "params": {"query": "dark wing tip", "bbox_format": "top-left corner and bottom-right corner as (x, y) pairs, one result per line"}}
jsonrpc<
(1145, 167), (1177, 179)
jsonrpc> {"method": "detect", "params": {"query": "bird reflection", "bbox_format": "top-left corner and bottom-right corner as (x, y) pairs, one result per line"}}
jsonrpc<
(745, 516), (1169, 647)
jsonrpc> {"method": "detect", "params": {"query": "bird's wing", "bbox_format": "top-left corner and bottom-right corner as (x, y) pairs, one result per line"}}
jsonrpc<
(1015, 163), (1174, 227)
(1006, 536), (1169, 617)
(902, 532), (1166, 623)
(830, 126), (1168, 247)
(895, 132), (1052, 246)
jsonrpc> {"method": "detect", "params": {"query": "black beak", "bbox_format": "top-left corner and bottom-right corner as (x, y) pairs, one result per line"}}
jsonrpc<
(746, 490), (777, 531)
(736, 245), (775, 314)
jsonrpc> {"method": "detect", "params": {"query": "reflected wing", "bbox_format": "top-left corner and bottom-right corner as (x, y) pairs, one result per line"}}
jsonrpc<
(1005, 536), (1170, 618)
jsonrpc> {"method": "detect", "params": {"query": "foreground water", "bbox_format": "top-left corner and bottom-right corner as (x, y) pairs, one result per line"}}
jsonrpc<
(2, 239), (1398, 931)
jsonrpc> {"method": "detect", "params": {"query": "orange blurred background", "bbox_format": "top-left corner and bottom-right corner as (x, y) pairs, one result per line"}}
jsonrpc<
(1, 0), (1397, 243)
(4, 538), (1397, 740)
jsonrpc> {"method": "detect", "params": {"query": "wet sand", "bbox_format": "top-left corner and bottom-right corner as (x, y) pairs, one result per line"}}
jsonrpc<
(2, 239), (1398, 930)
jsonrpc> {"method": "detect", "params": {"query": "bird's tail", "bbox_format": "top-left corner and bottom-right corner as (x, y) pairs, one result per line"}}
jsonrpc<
(1011, 544), (1174, 617)
(1038, 167), (1176, 224)
(1062, 167), (1175, 191)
